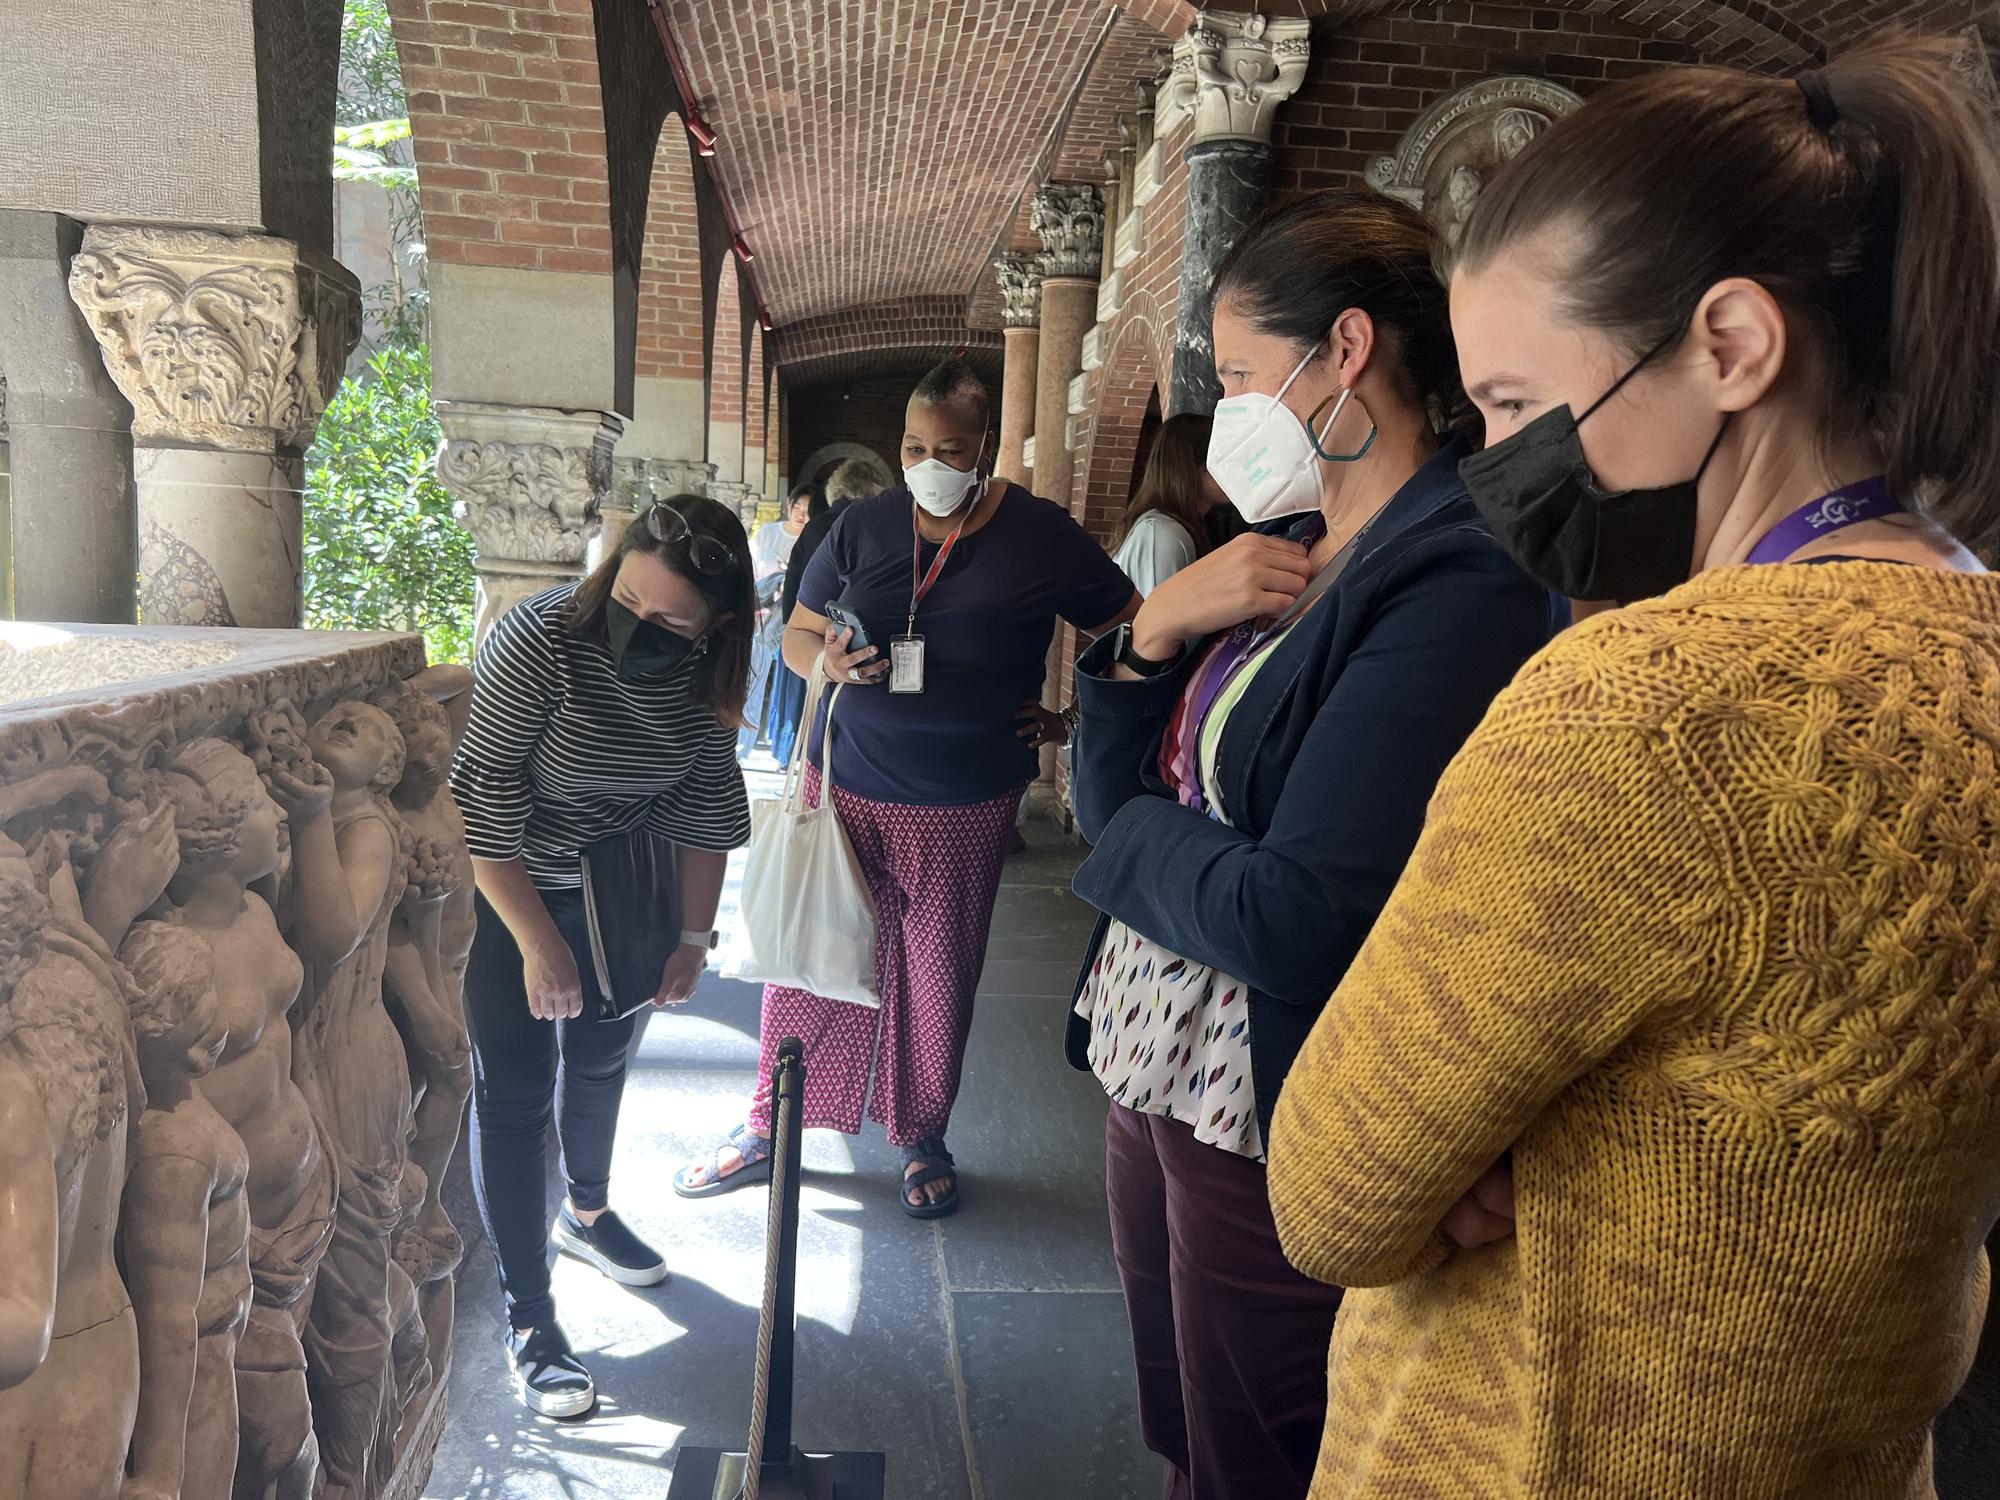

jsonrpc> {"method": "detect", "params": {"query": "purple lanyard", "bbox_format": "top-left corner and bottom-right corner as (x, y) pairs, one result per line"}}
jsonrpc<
(1744, 477), (1900, 565)
(1171, 516), (1331, 815)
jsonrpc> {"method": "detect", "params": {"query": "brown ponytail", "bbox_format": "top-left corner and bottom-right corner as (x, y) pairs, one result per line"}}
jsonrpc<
(1453, 33), (2000, 549)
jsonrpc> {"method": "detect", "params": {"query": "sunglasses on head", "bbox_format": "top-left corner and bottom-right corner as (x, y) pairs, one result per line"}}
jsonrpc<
(645, 504), (735, 578)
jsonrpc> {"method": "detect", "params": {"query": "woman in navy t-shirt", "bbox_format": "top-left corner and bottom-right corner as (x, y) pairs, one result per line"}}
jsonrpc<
(675, 359), (1140, 1215)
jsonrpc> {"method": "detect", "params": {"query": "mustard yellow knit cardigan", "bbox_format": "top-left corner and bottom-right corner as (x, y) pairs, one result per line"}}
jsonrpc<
(1269, 562), (2000, 1499)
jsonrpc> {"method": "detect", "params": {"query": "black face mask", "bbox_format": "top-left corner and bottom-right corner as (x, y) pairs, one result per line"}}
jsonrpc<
(1459, 334), (1730, 603)
(606, 598), (705, 681)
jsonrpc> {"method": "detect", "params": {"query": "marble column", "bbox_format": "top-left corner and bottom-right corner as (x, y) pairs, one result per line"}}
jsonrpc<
(993, 253), (1044, 490)
(1029, 184), (1103, 511)
(66, 225), (360, 627)
(0, 212), (137, 623)
(1158, 12), (1309, 416)
(434, 401), (622, 645)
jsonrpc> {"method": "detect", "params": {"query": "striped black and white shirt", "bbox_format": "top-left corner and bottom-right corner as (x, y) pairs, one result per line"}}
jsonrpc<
(450, 585), (751, 889)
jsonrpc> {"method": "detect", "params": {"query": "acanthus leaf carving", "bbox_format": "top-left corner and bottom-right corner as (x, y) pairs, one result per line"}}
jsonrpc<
(66, 226), (358, 453)
(993, 253), (1045, 328)
(1159, 12), (1311, 148)
(432, 404), (621, 569)
(1030, 183), (1105, 280)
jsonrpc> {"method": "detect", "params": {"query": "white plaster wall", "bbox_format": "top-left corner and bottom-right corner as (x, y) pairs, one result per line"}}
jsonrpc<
(0, 1), (263, 228)
(430, 263), (619, 413)
(708, 420), (744, 482)
(621, 374), (705, 460)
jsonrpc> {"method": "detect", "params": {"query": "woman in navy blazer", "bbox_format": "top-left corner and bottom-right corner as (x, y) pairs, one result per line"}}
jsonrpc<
(1067, 191), (1566, 1500)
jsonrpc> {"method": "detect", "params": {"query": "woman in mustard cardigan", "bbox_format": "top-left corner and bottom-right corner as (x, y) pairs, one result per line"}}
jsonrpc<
(1268, 36), (2000, 1499)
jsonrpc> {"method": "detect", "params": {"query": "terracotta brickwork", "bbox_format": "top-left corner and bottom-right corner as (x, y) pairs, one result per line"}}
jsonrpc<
(1272, 6), (1706, 195)
(772, 297), (1001, 387)
(661, 1), (1150, 325)
(711, 264), (744, 426)
(387, 0), (613, 273)
(788, 374), (913, 495)
(635, 116), (705, 382)
(745, 331), (768, 465)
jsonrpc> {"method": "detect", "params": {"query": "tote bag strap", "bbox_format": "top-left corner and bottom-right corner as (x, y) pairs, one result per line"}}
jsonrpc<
(783, 653), (845, 812)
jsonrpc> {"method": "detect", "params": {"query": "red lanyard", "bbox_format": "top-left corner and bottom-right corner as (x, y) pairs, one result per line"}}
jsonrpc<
(908, 504), (970, 634)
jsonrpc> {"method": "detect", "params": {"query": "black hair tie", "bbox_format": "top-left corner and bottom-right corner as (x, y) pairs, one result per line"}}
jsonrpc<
(1796, 69), (1840, 132)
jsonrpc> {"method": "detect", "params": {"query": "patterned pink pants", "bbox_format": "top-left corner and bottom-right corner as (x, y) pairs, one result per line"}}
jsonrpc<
(748, 767), (1022, 1146)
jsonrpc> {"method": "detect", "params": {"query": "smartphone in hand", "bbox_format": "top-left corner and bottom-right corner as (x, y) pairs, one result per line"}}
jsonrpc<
(822, 601), (874, 654)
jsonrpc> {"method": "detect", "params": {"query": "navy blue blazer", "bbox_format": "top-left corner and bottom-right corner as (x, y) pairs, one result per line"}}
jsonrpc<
(1067, 438), (1568, 1137)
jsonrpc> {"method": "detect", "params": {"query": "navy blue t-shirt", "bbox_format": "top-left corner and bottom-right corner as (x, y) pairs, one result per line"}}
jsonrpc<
(797, 483), (1136, 806)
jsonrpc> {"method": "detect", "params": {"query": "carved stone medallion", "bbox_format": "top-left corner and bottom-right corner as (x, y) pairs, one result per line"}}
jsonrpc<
(1365, 76), (1583, 245)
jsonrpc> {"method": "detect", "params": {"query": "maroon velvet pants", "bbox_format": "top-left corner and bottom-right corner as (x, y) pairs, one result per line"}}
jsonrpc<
(1105, 1103), (1343, 1500)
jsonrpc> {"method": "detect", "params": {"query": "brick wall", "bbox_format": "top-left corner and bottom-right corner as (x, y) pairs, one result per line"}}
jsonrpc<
(711, 262), (744, 426)
(1271, 5), (1708, 195)
(635, 116), (704, 383)
(388, 0), (612, 273)
(745, 331), (768, 468)
(787, 374), (910, 491)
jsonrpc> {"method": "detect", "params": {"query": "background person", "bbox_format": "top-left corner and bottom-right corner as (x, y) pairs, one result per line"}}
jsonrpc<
(1112, 412), (1235, 595)
(1067, 190), (1563, 1500)
(739, 485), (815, 758)
(676, 361), (1140, 1215)
(773, 459), (895, 765)
(452, 494), (753, 1418)
(1269, 37), (2000, 1498)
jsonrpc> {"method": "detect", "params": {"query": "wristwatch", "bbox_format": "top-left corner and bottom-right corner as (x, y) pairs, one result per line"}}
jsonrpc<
(1115, 622), (1178, 679)
(680, 928), (719, 953)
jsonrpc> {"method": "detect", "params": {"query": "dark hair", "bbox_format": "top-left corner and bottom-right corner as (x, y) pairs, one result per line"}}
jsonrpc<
(788, 481), (825, 520)
(1454, 34), (2000, 549)
(1120, 413), (1227, 556)
(1212, 188), (1467, 432)
(911, 357), (991, 429)
(566, 493), (757, 727)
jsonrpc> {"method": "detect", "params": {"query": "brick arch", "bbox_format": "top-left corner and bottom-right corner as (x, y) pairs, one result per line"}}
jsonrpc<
(387, 0), (613, 274)
(771, 298), (996, 375)
(635, 113), (704, 387)
(1075, 302), (1169, 546)
(708, 261), (746, 480)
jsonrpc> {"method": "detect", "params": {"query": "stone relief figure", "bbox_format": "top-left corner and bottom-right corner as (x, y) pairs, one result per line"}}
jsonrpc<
(376, 672), (475, 1277)
(0, 814), (158, 1499)
(1493, 105), (1546, 162)
(117, 921), (252, 1500)
(285, 701), (415, 1500)
(1441, 164), (1484, 247)
(154, 736), (334, 1500)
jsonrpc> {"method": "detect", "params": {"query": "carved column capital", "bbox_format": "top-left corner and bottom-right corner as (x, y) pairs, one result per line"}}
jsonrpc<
(435, 402), (622, 568)
(705, 478), (758, 530)
(67, 225), (360, 452)
(1030, 183), (1105, 280)
(994, 253), (1045, 328)
(1159, 12), (1311, 147)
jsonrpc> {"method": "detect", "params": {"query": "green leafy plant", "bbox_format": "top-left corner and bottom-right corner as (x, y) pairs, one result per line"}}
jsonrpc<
(334, 118), (418, 192)
(303, 327), (474, 664)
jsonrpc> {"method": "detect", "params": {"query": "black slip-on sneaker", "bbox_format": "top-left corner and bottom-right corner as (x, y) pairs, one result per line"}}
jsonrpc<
(506, 1323), (595, 1419)
(550, 1205), (670, 1288)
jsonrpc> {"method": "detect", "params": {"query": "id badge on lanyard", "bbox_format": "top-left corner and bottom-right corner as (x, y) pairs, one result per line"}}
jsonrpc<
(889, 634), (926, 693)
(899, 505), (969, 694)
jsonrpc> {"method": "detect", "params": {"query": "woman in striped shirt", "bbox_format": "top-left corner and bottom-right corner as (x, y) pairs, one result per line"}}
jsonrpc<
(449, 493), (754, 1418)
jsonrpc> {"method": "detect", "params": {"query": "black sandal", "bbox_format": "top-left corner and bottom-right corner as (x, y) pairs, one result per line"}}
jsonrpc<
(672, 1124), (773, 1199)
(897, 1135), (959, 1219)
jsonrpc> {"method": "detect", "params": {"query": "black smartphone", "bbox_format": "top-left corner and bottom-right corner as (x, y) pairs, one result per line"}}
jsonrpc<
(822, 601), (874, 654)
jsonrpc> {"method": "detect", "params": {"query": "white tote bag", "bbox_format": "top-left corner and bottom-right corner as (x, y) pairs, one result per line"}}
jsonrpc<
(728, 657), (880, 1007)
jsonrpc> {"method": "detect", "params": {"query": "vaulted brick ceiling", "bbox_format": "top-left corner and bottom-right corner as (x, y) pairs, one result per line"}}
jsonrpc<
(661, 1), (1181, 333)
